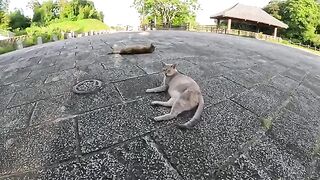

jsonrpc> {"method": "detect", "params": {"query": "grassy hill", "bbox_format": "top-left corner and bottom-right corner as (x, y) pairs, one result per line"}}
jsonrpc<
(48, 19), (109, 33)
(0, 19), (110, 54)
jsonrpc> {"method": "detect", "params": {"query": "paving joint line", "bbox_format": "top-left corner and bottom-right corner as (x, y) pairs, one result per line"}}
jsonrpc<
(110, 72), (161, 83)
(229, 98), (260, 118)
(73, 118), (82, 158)
(220, 75), (249, 90)
(144, 135), (185, 180)
(112, 83), (125, 103)
(26, 102), (37, 127)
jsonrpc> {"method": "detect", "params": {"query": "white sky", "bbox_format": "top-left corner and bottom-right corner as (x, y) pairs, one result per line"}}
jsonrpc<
(9, 0), (271, 26)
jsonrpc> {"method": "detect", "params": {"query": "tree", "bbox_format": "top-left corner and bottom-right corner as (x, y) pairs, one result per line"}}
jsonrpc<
(0, 10), (9, 29)
(31, 0), (104, 25)
(264, 0), (320, 46)
(0, 0), (9, 30)
(132, 0), (200, 28)
(282, 0), (320, 43)
(0, 0), (9, 11)
(8, 9), (31, 30)
(58, 0), (103, 21)
(263, 0), (285, 20)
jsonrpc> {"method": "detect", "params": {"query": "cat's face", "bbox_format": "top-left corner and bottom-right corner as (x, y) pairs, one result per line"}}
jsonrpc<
(162, 63), (177, 76)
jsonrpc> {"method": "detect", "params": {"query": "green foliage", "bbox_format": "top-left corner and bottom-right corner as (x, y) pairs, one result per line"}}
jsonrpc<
(132, 0), (200, 27)
(26, 25), (62, 43)
(0, 41), (15, 54)
(8, 10), (31, 30)
(47, 19), (109, 33)
(0, 0), (9, 11)
(31, 0), (104, 26)
(32, 0), (59, 25)
(0, 0), (9, 29)
(264, 0), (320, 46)
(263, 0), (285, 20)
(12, 29), (27, 36)
(24, 19), (108, 43)
(261, 117), (272, 130)
(0, 10), (9, 29)
(283, 0), (320, 41)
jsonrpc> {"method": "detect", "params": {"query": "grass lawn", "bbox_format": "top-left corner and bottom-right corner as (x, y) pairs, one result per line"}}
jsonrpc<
(48, 19), (109, 33)
(0, 43), (15, 54)
(266, 39), (320, 56)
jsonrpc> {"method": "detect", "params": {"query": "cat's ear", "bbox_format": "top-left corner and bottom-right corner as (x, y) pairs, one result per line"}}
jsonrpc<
(172, 64), (177, 69)
(161, 61), (166, 67)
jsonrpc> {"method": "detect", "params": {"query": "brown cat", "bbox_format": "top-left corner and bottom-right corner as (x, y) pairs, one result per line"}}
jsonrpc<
(109, 43), (155, 55)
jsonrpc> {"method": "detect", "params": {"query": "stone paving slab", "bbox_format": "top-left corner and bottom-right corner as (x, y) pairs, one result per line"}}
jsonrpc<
(250, 61), (288, 79)
(30, 83), (122, 125)
(199, 76), (247, 106)
(76, 98), (179, 154)
(115, 73), (163, 101)
(0, 93), (14, 111)
(302, 74), (320, 96)
(281, 67), (307, 82)
(267, 75), (299, 93)
(0, 68), (31, 86)
(75, 61), (146, 83)
(7, 87), (50, 108)
(0, 103), (35, 130)
(151, 100), (261, 179)
(247, 136), (308, 179)
(219, 60), (259, 70)
(1, 31), (320, 179)
(223, 69), (268, 88)
(286, 85), (320, 120)
(1, 137), (181, 180)
(232, 84), (289, 117)
(269, 109), (319, 162)
(0, 119), (76, 175)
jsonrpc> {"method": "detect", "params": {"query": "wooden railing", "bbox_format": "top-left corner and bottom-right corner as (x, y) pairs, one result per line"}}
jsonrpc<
(189, 26), (319, 52)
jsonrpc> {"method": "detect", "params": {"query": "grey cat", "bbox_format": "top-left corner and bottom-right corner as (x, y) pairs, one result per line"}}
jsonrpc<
(146, 63), (204, 130)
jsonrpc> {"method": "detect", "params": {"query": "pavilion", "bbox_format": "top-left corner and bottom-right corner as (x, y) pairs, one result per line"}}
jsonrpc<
(210, 3), (288, 37)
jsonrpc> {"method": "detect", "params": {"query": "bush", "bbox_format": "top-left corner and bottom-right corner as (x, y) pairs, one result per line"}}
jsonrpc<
(0, 41), (16, 54)
(26, 26), (63, 42)
(23, 37), (36, 47)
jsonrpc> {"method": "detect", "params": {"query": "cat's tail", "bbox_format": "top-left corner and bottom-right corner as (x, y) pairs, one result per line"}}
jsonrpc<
(176, 94), (204, 130)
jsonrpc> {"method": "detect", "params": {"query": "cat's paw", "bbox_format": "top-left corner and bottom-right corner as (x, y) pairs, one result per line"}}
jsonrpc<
(154, 116), (162, 121)
(151, 101), (158, 105)
(146, 89), (153, 93)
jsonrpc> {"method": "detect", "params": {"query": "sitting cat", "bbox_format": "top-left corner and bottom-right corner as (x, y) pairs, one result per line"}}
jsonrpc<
(146, 62), (204, 130)
(109, 43), (155, 55)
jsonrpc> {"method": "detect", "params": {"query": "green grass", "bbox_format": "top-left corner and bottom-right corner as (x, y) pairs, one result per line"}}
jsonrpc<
(267, 39), (320, 56)
(48, 19), (109, 33)
(261, 117), (273, 130)
(0, 43), (16, 54)
(313, 137), (320, 156)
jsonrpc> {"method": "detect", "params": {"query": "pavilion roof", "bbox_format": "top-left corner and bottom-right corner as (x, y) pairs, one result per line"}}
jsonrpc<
(210, 3), (288, 29)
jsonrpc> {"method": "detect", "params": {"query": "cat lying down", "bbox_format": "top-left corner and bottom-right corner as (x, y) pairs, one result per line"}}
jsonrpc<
(109, 43), (155, 55)
(146, 62), (204, 130)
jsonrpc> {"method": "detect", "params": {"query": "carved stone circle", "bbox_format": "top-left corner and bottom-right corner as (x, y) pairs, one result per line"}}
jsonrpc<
(72, 79), (103, 94)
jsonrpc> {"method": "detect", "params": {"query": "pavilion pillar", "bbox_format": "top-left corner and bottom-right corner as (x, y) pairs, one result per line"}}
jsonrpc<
(227, 19), (232, 33)
(273, 27), (278, 38)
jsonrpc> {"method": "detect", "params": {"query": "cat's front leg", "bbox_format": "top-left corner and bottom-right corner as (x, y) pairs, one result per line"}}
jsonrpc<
(146, 85), (167, 93)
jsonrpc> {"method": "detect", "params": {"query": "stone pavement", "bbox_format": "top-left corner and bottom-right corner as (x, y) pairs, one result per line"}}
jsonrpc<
(0, 31), (320, 179)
